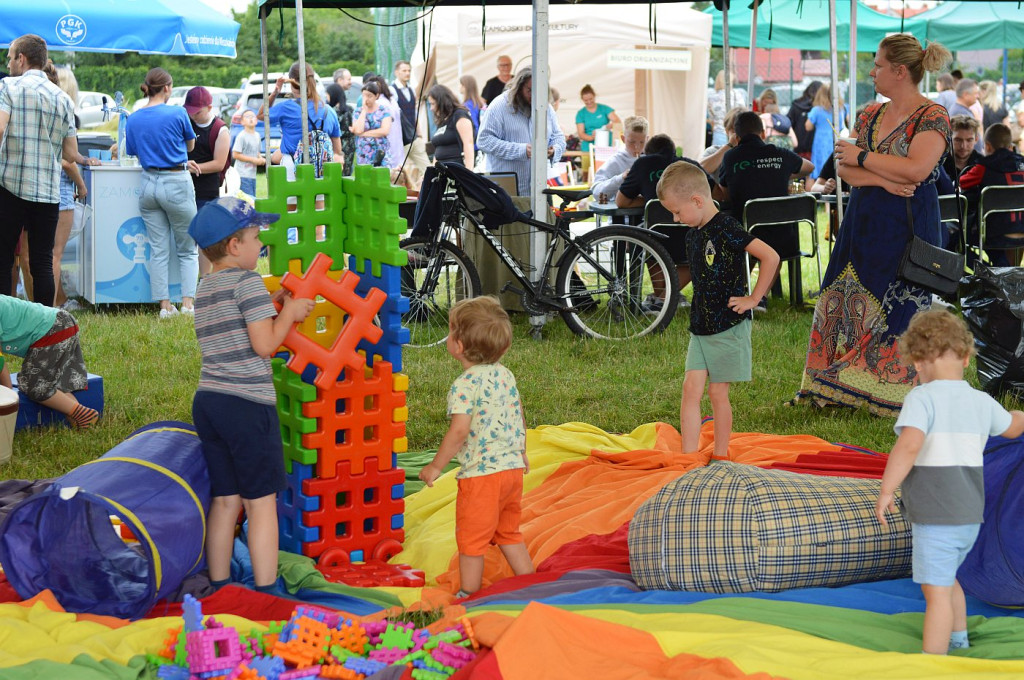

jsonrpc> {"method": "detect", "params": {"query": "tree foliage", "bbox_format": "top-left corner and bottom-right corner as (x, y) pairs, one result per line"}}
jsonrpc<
(51, 1), (374, 103)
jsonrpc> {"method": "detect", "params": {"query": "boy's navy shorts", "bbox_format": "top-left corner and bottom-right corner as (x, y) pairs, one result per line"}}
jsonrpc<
(192, 390), (287, 500)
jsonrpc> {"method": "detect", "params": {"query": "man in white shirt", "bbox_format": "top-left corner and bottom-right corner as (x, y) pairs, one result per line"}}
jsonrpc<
(390, 60), (428, 183)
(590, 116), (649, 203)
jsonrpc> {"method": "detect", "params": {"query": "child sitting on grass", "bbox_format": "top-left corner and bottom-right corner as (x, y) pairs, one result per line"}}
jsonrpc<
(418, 296), (534, 597)
(876, 308), (1024, 654)
(656, 160), (779, 460)
(0, 294), (98, 428)
(188, 197), (314, 593)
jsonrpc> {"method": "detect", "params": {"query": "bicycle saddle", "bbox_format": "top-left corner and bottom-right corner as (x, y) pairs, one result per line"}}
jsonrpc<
(543, 187), (592, 203)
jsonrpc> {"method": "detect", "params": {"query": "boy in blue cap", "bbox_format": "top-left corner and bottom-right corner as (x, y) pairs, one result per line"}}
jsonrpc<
(187, 197), (314, 593)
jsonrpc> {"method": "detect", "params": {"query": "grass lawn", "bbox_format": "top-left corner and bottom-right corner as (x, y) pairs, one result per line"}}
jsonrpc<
(3, 200), (994, 481)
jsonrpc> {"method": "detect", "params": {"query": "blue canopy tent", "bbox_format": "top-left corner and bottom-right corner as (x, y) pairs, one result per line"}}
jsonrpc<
(0, 0), (240, 58)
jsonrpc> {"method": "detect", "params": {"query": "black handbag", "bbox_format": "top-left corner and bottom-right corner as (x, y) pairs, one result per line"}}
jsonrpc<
(898, 196), (964, 297)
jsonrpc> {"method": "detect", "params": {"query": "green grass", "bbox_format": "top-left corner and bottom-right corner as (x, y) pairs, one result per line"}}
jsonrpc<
(5, 207), (977, 480)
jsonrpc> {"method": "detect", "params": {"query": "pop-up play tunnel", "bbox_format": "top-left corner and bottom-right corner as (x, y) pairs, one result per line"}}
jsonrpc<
(0, 421), (209, 619)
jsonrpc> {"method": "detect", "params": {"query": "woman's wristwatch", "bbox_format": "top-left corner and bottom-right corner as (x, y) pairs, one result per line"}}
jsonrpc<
(857, 150), (868, 167)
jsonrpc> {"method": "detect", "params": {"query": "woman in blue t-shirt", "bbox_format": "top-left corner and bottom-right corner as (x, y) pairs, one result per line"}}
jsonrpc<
(804, 83), (849, 181)
(459, 75), (486, 147)
(575, 84), (620, 153)
(261, 61), (342, 181)
(124, 67), (199, 319)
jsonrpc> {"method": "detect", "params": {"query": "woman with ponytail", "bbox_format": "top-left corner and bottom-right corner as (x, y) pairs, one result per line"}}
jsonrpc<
(124, 67), (199, 319)
(794, 36), (953, 416)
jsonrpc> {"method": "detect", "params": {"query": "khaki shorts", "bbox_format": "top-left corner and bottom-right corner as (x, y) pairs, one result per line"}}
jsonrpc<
(685, 320), (752, 383)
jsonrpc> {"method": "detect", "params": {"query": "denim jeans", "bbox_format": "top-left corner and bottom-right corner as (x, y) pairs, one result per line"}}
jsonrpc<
(239, 176), (256, 198)
(139, 170), (198, 301)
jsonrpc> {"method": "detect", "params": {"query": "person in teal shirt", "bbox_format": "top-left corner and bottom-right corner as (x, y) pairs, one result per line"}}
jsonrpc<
(575, 84), (620, 153)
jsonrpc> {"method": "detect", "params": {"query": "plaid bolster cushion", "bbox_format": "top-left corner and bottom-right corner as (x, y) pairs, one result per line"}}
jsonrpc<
(628, 462), (911, 593)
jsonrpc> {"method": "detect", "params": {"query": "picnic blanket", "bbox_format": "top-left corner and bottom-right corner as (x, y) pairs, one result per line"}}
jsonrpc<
(4, 421), (1024, 678)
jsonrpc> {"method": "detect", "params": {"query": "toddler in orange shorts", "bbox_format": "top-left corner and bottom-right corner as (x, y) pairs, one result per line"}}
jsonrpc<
(418, 296), (534, 597)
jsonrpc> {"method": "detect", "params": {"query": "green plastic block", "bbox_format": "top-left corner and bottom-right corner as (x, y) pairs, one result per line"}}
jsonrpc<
(272, 358), (319, 473)
(173, 630), (188, 666)
(379, 622), (415, 650)
(342, 164), (408, 277)
(257, 163), (347, 276)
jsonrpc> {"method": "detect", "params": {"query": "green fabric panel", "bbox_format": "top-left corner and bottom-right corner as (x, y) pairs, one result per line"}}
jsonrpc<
(3, 655), (153, 680)
(400, 450), (457, 496)
(472, 599), (1024, 658)
(921, 1), (1024, 51)
(706, 0), (929, 50)
(277, 550), (404, 608)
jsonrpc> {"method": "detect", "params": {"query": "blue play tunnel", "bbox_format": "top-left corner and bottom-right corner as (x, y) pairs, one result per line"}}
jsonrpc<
(0, 422), (209, 619)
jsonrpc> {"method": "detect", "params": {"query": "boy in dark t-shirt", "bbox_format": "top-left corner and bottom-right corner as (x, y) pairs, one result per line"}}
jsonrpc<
(657, 161), (779, 461)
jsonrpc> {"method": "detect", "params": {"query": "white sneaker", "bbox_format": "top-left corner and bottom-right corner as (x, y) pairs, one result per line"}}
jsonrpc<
(677, 294), (690, 310)
(159, 306), (180, 320)
(179, 305), (195, 317)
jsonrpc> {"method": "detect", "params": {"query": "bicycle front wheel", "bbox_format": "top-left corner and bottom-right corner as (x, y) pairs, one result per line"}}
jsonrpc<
(400, 236), (481, 347)
(555, 226), (679, 340)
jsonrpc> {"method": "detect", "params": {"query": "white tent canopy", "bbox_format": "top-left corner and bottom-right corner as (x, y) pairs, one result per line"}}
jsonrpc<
(414, 3), (712, 159)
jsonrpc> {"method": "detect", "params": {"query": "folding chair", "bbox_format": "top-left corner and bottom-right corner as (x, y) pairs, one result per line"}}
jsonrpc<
(977, 185), (1024, 266)
(643, 198), (689, 306)
(938, 193), (967, 253)
(742, 194), (820, 307)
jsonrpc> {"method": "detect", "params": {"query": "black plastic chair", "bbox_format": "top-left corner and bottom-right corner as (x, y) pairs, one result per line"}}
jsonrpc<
(977, 185), (1024, 266)
(742, 194), (820, 306)
(938, 193), (968, 253)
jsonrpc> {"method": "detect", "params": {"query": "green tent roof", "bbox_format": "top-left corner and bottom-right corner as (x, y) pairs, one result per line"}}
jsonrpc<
(706, 0), (927, 50)
(258, 0), (651, 9)
(919, 1), (1024, 51)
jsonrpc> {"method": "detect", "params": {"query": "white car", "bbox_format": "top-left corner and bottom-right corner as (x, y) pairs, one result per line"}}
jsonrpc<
(76, 91), (116, 128)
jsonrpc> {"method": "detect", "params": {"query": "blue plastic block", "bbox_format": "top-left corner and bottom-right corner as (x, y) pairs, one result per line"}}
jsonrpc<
(278, 462), (319, 553)
(391, 513), (404, 530)
(349, 257), (409, 371)
(344, 656), (387, 675)
(349, 549), (364, 562)
(391, 482), (404, 500)
(11, 372), (103, 430)
(249, 655), (286, 680)
(156, 665), (190, 680)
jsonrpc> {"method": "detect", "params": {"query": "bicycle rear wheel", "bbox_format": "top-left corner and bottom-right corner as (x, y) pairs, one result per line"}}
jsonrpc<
(555, 226), (678, 339)
(400, 236), (481, 347)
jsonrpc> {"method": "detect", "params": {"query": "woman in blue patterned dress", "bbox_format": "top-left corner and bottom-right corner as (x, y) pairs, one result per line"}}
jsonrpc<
(352, 81), (392, 167)
(794, 35), (953, 416)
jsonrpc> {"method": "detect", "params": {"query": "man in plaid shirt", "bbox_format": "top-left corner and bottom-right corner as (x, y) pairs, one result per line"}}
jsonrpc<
(0, 34), (97, 306)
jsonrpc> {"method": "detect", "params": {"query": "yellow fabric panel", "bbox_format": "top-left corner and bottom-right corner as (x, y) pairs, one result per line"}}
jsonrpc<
(0, 600), (265, 668)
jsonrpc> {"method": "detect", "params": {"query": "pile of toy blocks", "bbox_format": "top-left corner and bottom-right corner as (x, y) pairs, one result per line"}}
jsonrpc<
(257, 164), (421, 587)
(150, 595), (478, 680)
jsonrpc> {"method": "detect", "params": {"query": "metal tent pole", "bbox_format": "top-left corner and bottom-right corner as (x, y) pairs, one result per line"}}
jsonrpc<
(260, 10), (272, 168)
(530, 0), (550, 335)
(296, 0), (310, 165)
(829, 0), (844, 227)
(849, 0), (857, 116)
(723, 7), (731, 111)
(748, 0), (759, 103)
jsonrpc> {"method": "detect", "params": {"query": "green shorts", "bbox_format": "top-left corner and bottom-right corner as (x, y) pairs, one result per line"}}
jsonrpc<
(685, 320), (752, 383)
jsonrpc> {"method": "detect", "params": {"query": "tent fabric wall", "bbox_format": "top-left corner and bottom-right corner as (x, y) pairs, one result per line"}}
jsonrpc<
(414, 3), (712, 159)
(920, 1), (1024, 51)
(1, 0), (240, 57)
(707, 0), (927, 50)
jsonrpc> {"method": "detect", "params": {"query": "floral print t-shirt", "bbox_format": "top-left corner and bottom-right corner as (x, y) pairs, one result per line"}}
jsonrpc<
(447, 363), (526, 479)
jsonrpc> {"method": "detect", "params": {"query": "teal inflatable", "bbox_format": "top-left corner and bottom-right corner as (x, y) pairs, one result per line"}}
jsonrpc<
(0, 422), (209, 619)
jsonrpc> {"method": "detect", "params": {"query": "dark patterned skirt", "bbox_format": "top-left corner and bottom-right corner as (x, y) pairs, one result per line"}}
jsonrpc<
(18, 310), (88, 402)
(797, 184), (941, 416)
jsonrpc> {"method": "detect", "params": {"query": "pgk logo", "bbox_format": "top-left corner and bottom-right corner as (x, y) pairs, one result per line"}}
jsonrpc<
(56, 15), (87, 46)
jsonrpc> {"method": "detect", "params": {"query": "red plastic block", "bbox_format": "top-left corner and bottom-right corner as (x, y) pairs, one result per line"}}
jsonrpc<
(301, 361), (408, 477)
(279, 252), (386, 389)
(300, 457), (405, 559)
(316, 550), (425, 588)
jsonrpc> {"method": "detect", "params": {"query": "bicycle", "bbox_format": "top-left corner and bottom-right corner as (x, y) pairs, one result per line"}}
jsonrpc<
(400, 162), (679, 345)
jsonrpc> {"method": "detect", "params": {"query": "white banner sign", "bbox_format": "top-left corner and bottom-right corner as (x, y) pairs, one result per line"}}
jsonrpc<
(606, 49), (691, 71)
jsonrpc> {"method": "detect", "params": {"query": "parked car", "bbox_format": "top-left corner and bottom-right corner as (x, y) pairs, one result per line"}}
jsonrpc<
(229, 71), (329, 155)
(76, 91), (115, 128)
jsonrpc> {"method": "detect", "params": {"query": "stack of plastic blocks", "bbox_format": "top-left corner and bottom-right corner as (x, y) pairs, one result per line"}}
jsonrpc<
(149, 595), (478, 679)
(257, 164), (418, 586)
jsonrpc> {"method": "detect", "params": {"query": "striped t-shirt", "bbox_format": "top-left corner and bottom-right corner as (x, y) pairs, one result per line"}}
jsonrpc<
(194, 268), (279, 405)
(895, 380), (1012, 525)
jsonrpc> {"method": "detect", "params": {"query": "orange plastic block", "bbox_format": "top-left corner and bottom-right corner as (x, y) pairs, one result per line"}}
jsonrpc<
(318, 665), (364, 679)
(330, 620), (369, 654)
(300, 456), (406, 559)
(272, 615), (330, 668)
(279, 253), (386, 389)
(301, 361), (408, 477)
(264, 261), (348, 350)
(231, 667), (262, 680)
